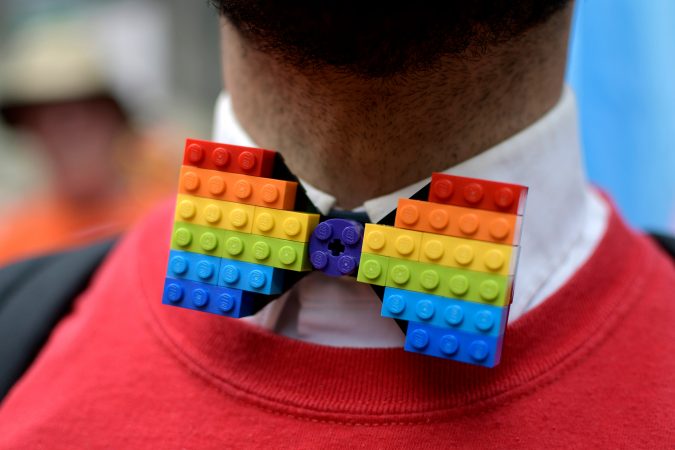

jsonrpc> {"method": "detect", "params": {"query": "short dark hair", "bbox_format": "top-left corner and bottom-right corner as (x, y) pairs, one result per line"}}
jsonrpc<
(213, 0), (570, 77)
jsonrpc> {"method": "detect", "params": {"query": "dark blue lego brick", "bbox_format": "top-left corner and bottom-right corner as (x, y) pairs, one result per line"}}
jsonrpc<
(404, 322), (504, 368)
(381, 287), (508, 337)
(167, 250), (221, 285)
(308, 219), (363, 277)
(219, 258), (284, 295)
(162, 277), (257, 318)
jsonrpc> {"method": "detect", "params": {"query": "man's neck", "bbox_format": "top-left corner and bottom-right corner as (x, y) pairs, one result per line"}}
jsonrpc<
(221, 7), (572, 208)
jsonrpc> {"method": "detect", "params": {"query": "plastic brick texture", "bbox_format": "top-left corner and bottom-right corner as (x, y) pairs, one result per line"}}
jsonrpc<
(395, 198), (522, 245)
(405, 322), (503, 367)
(252, 206), (320, 243)
(167, 249), (284, 295)
(171, 222), (225, 257)
(182, 138), (276, 178)
(419, 232), (517, 276)
(219, 258), (284, 295)
(381, 287), (508, 336)
(428, 173), (528, 215)
(356, 253), (390, 286)
(167, 250), (221, 285)
(175, 194), (255, 234)
(386, 256), (513, 306)
(179, 166), (297, 210)
(171, 222), (311, 271)
(221, 230), (312, 271)
(358, 253), (513, 306)
(361, 224), (422, 261)
(162, 277), (256, 318)
(309, 219), (364, 277)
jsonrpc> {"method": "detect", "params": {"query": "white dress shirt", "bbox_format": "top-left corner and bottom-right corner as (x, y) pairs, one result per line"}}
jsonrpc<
(213, 86), (609, 347)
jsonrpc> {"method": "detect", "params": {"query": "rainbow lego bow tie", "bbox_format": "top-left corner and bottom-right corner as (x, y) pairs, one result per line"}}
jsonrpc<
(163, 138), (528, 368)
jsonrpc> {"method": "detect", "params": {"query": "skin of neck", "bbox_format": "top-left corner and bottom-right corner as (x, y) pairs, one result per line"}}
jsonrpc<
(221, 5), (573, 209)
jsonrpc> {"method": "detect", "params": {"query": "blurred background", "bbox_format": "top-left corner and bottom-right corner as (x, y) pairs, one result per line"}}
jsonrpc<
(0, 0), (220, 264)
(0, 0), (673, 265)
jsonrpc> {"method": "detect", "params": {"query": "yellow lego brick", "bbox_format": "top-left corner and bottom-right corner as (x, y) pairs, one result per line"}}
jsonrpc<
(175, 194), (255, 234)
(361, 224), (422, 261)
(251, 206), (320, 243)
(419, 232), (516, 275)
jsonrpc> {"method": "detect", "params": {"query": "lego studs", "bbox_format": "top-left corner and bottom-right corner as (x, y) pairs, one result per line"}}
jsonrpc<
(309, 219), (364, 276)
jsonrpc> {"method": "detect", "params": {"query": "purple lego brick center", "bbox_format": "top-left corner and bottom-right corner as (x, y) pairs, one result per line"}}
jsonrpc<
(309, 219), (363, 276)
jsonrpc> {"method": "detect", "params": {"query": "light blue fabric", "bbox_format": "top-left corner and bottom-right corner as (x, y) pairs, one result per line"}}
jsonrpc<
(568, 0), (675, 231)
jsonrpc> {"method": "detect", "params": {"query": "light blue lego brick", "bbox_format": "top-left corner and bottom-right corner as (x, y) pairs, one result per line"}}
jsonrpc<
(404, 322), (503, 368)
(381, 287), (508, 337)
(167, 250), (221, 285)
(162, 277), (256, 318)
(218, 258), (284, 295)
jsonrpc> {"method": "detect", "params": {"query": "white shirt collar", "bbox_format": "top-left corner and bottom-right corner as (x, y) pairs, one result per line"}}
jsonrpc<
(213, 87), (608, 345)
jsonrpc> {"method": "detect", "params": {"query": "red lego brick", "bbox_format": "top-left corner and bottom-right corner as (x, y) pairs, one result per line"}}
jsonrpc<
(428, 173), (528, 215)
(182, 138), (276, 178)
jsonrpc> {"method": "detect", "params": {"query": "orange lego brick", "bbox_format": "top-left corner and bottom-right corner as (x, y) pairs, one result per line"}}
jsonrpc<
(183, 138), (276, 177)
(395, 198), (522, 245)
(179, 166), (297, 211)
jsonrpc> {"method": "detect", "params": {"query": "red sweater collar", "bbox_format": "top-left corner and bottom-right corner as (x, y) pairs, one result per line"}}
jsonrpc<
(136, 200), (653, 422)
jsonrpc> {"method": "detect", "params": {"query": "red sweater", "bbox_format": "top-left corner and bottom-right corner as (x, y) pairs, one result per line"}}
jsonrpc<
(1, 200), (673, 449)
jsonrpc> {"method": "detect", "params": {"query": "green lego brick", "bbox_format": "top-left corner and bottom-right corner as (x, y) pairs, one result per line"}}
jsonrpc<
(172, 221), (312, 271)
(171, 221), (226, 257)
(385, 257), (514, 306)
(221, 228), (312, 272)
(356, 249), (513, 306)
(357, 253), (390, 286)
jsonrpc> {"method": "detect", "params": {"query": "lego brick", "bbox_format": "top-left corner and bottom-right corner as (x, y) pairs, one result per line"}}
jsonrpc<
(167, 248), (284, 295)
(395, 198), (522, 245)
(182, 138), (276, 178)
(361, 224), (422, 261)
(171, 221), (226, 257)
(358, 253), (513, 306)
(252, 206), (320, 243)
(404, 322), (503, 368)
(172, 222), (311, 272)
(167, 250), (221, 285)
(162, 277), (257, 318)
(428, 173), (528, 215)
(179, 166), (297, 210)
(381, 287), (509, 336)
(219, 259), (284, 295)
(390, 255), (513, 306)
(309, 219), (364, 276)
(220, 229), (312, 272)
(356, 253), (389, 286)
(419, 232), (517, 276)
(175, 194), (255, 234)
